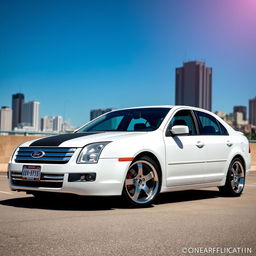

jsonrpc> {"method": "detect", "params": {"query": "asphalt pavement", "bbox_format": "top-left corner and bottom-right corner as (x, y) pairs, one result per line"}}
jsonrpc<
(0, 172), (255, 256)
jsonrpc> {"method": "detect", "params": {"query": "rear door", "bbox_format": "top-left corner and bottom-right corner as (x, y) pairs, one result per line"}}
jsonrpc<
(193, 110), (231, 183)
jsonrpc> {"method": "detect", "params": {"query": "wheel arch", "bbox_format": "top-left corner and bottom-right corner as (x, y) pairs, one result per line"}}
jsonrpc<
(133, 151), (163, 180)
(231, 154), (246, 175)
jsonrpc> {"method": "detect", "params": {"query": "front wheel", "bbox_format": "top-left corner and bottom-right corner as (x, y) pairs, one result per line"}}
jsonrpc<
(122, 156), (161, 206)
(219, 158), (245, 197)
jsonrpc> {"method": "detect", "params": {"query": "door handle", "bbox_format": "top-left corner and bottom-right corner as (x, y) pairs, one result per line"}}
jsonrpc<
(196, 141), (204, 148)
(226, 140), (233, 147)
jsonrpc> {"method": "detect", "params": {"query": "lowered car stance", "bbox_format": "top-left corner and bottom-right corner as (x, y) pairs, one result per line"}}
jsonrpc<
(8, 106), (251, 206)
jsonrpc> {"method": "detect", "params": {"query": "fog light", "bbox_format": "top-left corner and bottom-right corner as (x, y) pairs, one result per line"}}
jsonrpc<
(80, 175), (86, 180)
(68, 173), (96, 182)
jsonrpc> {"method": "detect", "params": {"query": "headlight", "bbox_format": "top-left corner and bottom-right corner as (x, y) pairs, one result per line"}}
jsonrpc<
(77, 142), (110, 164)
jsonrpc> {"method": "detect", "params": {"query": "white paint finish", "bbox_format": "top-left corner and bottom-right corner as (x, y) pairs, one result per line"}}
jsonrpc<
(164, 135), (207, 186)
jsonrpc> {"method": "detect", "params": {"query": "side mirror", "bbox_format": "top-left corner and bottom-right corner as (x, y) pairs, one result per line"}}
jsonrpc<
(170, 125), (189, 136)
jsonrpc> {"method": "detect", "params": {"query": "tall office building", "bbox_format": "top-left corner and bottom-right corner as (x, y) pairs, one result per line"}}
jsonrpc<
(249, 97), (256, 126)
(21, 101), (40, 131)
(175, 61), (212, 111)
(90, 108), (114, 120)
(234, 106), (247, 121)
(41, 116), (53, 132)
(12, 93), (24, 129)
(53, 116), (63, 132)
(0, 106), (12, 131)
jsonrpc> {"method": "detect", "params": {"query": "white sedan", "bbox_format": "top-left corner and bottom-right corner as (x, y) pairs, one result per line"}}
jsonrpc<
(8, 106), (251, 206)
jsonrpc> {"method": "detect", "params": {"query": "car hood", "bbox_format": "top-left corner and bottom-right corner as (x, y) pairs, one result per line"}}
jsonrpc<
(21, 132), (148, 148)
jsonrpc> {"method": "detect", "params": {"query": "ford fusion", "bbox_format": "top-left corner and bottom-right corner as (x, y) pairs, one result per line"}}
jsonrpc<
(8, 106), (251, 206)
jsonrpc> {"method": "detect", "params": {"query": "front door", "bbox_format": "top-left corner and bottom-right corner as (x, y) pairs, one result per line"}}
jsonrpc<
(164, 110), (206, 187)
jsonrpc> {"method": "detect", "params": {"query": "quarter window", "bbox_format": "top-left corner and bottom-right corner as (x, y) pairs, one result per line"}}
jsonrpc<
(218, 120), (229, 135)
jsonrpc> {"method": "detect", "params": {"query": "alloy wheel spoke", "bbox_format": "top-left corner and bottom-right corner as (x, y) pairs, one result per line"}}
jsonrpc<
(239, 177), (245, 185)
(143, 185), (152, 196)
(144, 171), (154, 182)
(133, 187), (141, 200)
(232, 168), (238, 177)
(125, 178), (135, 186)
(137, 163), (143, 177)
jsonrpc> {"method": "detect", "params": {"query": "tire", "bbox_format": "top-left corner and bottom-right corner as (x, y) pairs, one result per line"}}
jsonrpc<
(219, 158), (245, 197)
(122, 156), (161, 206)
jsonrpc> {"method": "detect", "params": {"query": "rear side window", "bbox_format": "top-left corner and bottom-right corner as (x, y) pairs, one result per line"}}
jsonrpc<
(169, 110), (196, 135)
(195, 111), (224, 135)
(218, 120), (229, 135)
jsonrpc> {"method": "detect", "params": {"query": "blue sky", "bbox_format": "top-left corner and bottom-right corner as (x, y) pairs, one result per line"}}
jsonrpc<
(0, 0), (256, 127)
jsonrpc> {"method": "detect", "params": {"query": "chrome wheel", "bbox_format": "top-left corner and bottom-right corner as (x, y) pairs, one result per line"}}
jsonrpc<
(124, 159), (159, 205)
(219, 158), (245, 197)
(230, 160), (245, 194)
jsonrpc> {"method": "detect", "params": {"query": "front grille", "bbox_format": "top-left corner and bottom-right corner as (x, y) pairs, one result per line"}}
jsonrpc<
(11, 171), (64, 188)
(15, 147), (77, 164)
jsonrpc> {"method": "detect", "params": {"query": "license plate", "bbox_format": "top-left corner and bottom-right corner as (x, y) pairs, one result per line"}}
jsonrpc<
(22, 165), (41, 180)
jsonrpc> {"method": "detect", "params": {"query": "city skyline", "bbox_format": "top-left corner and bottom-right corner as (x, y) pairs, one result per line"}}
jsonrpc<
(1, 0), (256, 126)
(1, 90), (255, 132)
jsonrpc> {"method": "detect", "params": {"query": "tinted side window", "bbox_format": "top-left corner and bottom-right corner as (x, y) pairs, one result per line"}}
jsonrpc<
(169, 110), (196, 135)
(195, 111), (221, 135)
(218, 120), (229, 135)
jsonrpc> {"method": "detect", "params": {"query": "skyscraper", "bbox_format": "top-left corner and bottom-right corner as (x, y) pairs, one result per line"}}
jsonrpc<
(41, 116), (53, 132)
(175, 61), (212, 111)
(90, 108), (114, 120)
(12, 93), (24, 129)
(234, 106), (247, 121)
(249, 97), (256, 126)
(21, 101), (40, 131)
(53, 116), (63, 132)
(0, 106), (12, 131)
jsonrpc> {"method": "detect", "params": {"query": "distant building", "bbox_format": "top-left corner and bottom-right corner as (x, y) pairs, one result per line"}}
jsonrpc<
(234, 106), (247, 121)
(215, 111), (227, 120)
(12, 93), (24, 129)
(234, 112), (248, 128)
(62, 120), (74, 132)
(90, 108), (114, 120)
(53, 116), (63, 132)
(0, 106), (12, 131)
(21, 101), (40, 131)
(249, 97), (256, 125)
(41, 116), (53, 132)
(215, 111), (234, 126)
(175, 61), (212, 111)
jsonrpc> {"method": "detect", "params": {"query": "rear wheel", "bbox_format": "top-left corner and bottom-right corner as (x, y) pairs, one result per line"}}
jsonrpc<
(219, 158), (245, 197)
(122, 156), (161, 206)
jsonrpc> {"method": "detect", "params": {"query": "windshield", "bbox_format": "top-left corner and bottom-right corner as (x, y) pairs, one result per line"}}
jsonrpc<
(77, 108), (171, 133)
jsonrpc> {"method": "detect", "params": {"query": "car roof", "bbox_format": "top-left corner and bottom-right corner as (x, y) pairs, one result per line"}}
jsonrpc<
(111, 105), (210, 112)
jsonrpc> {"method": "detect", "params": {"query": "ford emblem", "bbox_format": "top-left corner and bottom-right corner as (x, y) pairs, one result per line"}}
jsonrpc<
(31, 151), (45, 158)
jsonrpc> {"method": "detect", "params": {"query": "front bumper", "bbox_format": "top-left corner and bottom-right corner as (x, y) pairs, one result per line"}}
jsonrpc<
(8, 158), (131, 196)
